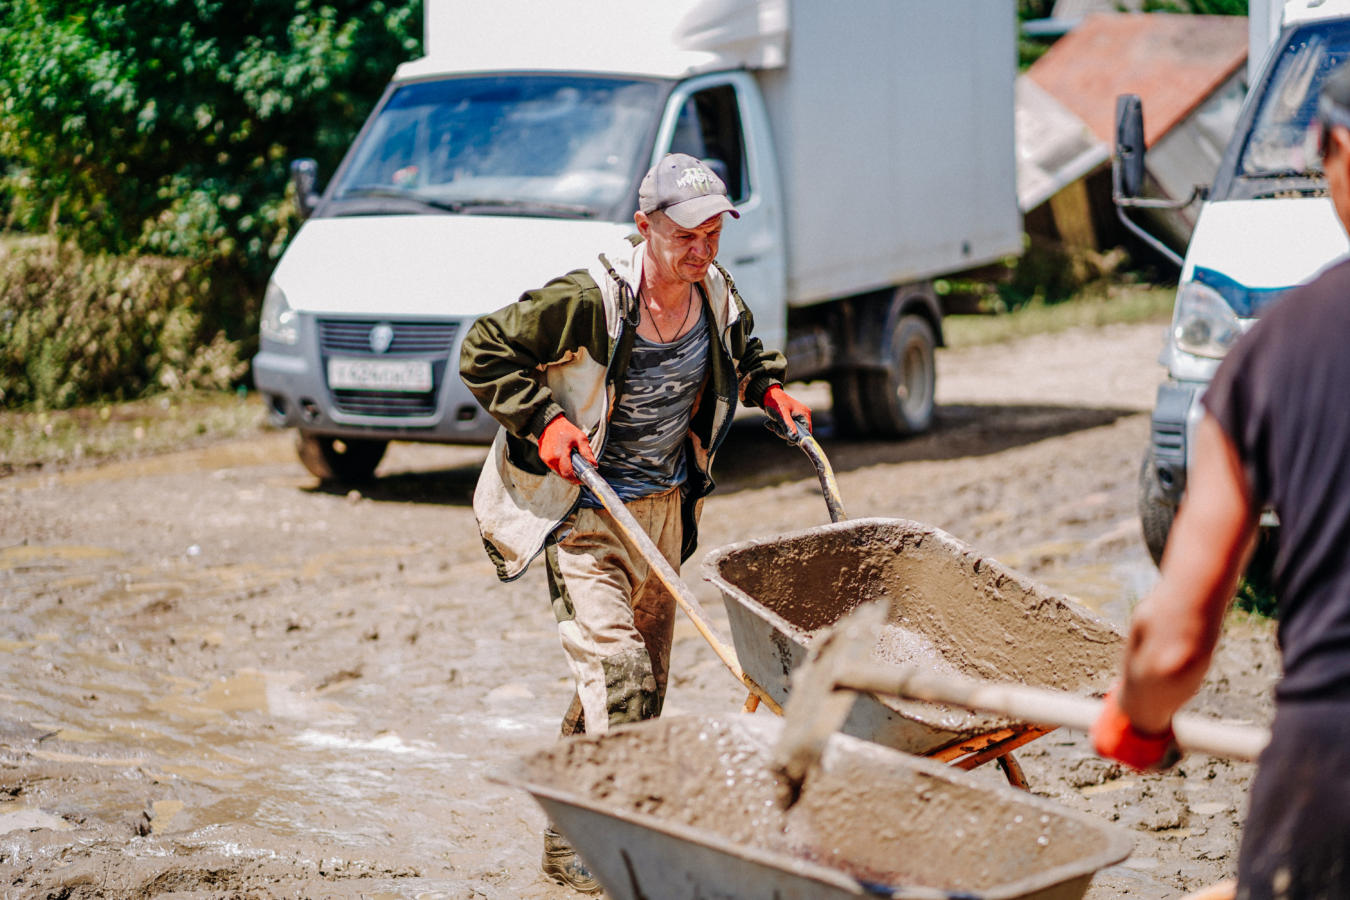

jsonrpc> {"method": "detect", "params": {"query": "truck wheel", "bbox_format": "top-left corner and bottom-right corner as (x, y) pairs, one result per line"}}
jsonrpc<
(829, 371), (870, 436)
(1137, 448), (1177, 567)
(862, 314), (936, 436)
(296, 432), (388, 483)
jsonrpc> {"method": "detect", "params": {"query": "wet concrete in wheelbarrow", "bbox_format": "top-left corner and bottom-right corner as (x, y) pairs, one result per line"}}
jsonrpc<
(707, 518), (1123, 745)
(512, 715), (1131, 898)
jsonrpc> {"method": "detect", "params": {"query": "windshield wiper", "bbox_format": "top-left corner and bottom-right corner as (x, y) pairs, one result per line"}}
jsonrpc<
(334, 187), (465, 214)
(330, 189), (598, 219)
(451, 199), (597, 219)
(1243, 172), (1328, 198)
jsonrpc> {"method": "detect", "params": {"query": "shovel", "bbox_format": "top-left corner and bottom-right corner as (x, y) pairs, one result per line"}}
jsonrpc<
(570, 451), (784, 715)
(765, 412), (846, 523)
(772, 600), (1272, 808)
(738, 409), (848, 718)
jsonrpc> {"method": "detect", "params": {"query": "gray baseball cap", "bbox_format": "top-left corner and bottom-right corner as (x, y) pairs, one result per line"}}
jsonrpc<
(638, 153), (740, 228)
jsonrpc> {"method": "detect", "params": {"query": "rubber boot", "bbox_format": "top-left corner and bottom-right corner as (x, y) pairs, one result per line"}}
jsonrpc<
(542, 827), (601, 894)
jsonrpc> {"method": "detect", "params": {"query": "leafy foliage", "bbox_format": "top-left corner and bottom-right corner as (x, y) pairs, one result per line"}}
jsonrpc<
(0, 0), (421, 280)
(0, 237), (246, 408)
(1234, 532), (1280, 619)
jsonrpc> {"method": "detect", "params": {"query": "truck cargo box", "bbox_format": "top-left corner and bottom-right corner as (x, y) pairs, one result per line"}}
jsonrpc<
(759, 1), (1022, 304)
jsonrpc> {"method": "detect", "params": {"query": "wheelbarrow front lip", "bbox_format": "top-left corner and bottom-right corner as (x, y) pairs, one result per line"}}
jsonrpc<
(498, 715), (1134, 900)
(508, 776), (868, 894)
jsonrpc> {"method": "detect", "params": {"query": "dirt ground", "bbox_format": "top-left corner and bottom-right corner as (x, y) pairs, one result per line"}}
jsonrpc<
(1, 319), (1279, 899)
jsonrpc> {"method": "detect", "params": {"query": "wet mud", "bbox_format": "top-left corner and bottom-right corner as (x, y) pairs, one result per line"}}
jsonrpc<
(1, 322), (1279, 898)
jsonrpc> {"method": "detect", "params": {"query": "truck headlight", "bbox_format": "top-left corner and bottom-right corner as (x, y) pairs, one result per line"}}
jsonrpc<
(1172, 280), (1241, 359)
(260, 282), (299, 345)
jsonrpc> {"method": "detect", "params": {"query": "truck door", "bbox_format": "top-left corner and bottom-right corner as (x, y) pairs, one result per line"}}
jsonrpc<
(657, 74), (786, 351)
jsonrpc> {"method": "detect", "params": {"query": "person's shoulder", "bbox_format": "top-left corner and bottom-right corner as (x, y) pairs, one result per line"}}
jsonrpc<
(519, 268), (603, 312)
(1301, 255), (1350, 299)
(1262, 255), (1350, 332)
(538, 267), (600, 293)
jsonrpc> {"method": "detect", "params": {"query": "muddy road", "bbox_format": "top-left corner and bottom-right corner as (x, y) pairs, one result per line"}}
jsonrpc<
(2, 320), (1277, 899)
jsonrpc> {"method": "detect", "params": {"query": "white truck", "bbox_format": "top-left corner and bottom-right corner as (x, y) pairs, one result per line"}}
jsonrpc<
(253, 0), (1022, 481)
(1118, 0), (1350, 564)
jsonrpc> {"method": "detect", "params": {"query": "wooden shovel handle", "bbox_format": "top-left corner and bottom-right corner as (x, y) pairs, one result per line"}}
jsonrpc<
(834, 661), (1270, 762)
(572, 453), (784, 716)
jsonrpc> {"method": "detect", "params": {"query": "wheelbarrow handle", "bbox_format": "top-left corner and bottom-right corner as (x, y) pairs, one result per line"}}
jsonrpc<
(764, 412), (847, 523)
(570, 452), (784, 716)
(831, 660), (1271, 763)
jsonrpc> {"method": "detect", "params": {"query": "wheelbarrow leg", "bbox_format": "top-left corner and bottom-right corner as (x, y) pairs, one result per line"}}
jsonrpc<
(996, 752), (1029, 791)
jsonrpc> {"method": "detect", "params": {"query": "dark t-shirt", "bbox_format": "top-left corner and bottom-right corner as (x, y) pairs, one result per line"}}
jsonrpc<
(1203, 256), (1350, 701)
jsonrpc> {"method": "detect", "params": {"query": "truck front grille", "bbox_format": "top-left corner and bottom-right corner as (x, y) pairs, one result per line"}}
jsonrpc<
(318, 318), (459, 419)
(332, 389), (439, 417)
(318, 320), (459, 355)
(1151, 421), (1185, 463)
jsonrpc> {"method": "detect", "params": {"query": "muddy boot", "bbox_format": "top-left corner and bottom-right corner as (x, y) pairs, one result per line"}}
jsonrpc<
(542, 826), (601, 894)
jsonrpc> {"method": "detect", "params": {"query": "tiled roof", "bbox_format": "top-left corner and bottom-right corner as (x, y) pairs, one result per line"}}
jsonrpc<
(1026, 12), (1247, 146)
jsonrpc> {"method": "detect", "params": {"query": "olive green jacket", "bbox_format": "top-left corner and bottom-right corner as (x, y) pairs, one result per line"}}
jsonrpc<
(460, 235), (786, 582)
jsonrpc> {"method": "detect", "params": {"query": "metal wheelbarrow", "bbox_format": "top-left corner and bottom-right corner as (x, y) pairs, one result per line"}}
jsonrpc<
(503, 713), (1132, 900)
(702, 517), (1124, 787)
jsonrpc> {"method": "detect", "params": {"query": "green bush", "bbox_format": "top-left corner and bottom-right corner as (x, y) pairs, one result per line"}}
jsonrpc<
(0, 237), (247, 409)
(1233, 533), (1280, 619)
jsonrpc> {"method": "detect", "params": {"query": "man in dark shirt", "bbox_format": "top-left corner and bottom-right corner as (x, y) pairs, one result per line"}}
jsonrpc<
(1090, 62), (1350, 898)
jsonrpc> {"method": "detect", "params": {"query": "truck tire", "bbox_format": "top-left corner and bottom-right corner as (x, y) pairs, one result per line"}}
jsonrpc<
(828, 371), (870, 436)
(1137, 448), (1177, 567)
(861, 314), (936, 436)
(296, 432), (388, 483)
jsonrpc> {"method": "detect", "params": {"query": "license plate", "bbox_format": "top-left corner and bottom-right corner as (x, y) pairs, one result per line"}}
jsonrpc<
(327, 358), (433, 392)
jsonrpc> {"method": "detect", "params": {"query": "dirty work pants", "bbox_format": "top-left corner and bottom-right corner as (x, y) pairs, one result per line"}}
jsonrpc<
(545, 485), (681, 736)
(1236, 698), (1350, 899)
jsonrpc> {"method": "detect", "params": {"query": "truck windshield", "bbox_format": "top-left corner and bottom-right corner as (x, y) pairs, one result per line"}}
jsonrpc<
(1238, 19), (1350, 183)
(327, 74), (663, 220)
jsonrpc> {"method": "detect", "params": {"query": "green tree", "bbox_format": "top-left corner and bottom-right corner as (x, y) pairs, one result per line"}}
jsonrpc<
(0, 0), (420, 281)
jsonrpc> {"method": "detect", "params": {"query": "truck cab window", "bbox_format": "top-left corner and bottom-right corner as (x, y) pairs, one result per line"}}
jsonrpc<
(1240, 22), (1350, 179)
(669, 85), (748, 203)
(330, 75), (662, 221)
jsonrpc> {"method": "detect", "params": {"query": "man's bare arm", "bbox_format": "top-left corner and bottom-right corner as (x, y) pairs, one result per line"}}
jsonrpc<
(1118, 413), (1260, 734)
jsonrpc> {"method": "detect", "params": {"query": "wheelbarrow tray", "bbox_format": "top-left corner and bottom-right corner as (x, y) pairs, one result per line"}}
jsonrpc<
(505, 714), (1131, 900)
(703, 518), (1123, 756)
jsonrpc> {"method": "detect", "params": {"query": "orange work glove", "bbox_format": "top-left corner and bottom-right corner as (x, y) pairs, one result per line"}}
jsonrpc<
(763, 384), (813, 439)
(1090, 687), (1181, 771)
(538, 414), (597, 484)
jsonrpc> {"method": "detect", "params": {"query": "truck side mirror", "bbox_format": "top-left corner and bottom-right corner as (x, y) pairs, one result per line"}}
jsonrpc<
(1113, 94), (1146, 199)
(290, 158), (321, 220)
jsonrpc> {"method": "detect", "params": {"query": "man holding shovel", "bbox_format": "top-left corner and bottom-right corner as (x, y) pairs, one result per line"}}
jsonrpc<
(1092, 63), (1350, 899)
(460, 153), (811, 892)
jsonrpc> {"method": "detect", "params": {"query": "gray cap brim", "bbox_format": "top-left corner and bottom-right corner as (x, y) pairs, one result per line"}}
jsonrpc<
(663, 194), (740, 228)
